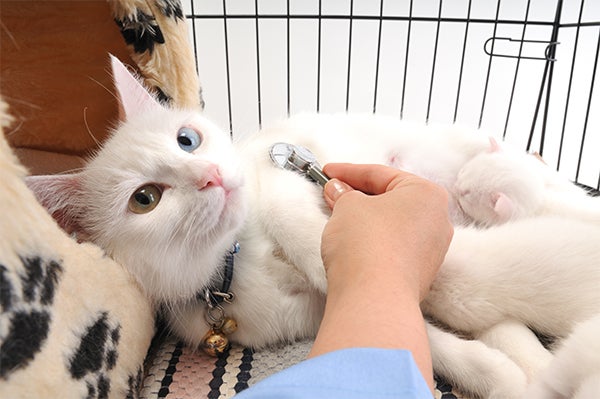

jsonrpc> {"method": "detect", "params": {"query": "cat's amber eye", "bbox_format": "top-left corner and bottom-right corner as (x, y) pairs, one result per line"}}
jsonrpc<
(177, 127), (202, 152)
(128, 185), (162, 214)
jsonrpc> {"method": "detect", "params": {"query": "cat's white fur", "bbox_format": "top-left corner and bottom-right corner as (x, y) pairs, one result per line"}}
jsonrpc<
(26, 56), (600, 399)
(421, 216), (600, 397)
(454, 141), (600, 226)
(248, 112), (494, 226)
(29, 105), (246, 303)
(525, 313), (600, 399)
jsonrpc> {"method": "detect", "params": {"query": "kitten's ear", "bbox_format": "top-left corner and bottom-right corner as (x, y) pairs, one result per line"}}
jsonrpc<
(491, 192), (515, 222)
(109, 54), (162, 121)
(25, 174), (87, 236)
(488, 137), (502, 153)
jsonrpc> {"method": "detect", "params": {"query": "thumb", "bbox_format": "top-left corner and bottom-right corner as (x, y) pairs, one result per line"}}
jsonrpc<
(323, 178), (353, 209)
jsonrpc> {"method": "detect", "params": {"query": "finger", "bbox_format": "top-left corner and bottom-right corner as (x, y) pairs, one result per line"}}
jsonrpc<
(323, 163), (418, 195)
(323, 178), (353, 209)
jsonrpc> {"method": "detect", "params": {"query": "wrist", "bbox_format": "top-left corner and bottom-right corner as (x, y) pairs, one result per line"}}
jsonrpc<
(324, 257), (422, 305)
(310, 260), (433, 388)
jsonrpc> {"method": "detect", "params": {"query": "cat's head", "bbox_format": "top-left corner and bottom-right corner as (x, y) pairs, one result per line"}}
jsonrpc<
(453, 138), (545, 226)
(27, 55), (247, 303)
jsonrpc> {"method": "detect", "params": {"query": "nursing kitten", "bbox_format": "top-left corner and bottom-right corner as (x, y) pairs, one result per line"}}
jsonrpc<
(421, 216), (600, 398)
(454, 139), (600, 226)
(26, 56), (600, 399)
(249, 113), (493, 225)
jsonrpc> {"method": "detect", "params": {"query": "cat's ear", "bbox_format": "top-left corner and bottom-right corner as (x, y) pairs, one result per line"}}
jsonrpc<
(488, 137), (502, 153)
(109, 54), (162, 121)
(25, 174), (87, 237)
(491, 192), (515, 222)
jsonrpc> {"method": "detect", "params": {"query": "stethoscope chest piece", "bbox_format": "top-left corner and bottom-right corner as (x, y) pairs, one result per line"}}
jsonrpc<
(269, 142), (330, 187)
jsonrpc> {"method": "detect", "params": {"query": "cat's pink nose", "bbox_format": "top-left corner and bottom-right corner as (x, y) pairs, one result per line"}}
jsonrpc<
(197, 165), (223, 190)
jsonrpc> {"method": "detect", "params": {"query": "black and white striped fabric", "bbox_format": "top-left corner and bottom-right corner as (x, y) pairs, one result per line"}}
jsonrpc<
(139, 335), (465, 399)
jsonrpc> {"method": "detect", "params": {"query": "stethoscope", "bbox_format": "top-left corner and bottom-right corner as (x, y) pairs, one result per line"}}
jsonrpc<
(269, 142), (330, 187)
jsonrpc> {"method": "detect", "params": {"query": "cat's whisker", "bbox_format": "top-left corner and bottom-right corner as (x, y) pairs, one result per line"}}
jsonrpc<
(82, 107), (101, 147)
(1, 20), (19, 50)
(47, 165), (87, 175)
(88, 76), (120, 103)
(164, 213), (188, 252)
(5, 118), (24, 137)
(1, 94), (43, 110)
(167, 302), (189, 335)
(0, 95), (40, 137)
(23, 55), (600, 398)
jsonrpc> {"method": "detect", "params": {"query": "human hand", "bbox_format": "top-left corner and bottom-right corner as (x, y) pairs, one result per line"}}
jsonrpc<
(311, 163), (452, 385)
(320, 163), (453, 302)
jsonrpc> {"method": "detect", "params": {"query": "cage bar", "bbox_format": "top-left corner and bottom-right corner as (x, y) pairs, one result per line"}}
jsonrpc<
(186, 0), (600, 190)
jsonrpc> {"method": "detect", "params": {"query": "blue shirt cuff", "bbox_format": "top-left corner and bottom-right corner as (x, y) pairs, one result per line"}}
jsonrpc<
(234, 347), (433, 399)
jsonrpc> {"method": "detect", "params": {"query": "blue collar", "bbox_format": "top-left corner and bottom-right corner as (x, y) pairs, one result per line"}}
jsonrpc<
(199, 241), (239, 307)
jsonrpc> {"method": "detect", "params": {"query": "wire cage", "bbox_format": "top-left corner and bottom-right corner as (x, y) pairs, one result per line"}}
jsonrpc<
(182, 0), (599, 191)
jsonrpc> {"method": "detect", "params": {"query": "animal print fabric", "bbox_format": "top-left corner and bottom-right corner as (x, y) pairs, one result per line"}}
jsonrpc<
(0, 97), (155, 399)
(139, 335), (468, 399)
(1, 1), (197, 396)
(108, 0), (204, 110)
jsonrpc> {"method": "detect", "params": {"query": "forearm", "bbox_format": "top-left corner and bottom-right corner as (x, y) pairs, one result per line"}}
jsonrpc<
(307, 260), (434, 390)
(311, 165), (451, 394)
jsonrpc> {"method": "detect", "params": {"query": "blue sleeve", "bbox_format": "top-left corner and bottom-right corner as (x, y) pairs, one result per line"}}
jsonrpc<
(234, 348), (434, 399)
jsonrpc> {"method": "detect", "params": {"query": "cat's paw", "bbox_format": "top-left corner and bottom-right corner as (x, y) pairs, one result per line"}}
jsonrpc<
(436, 343), (527, 398)
(429, 323), (527, 399)
(486, 366), (528, 399)
(476, 320), (553, 381)
(468, 344), (528, 399)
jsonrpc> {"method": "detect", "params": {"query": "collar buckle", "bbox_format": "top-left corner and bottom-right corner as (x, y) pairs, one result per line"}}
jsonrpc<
(198, 241), (240, 357)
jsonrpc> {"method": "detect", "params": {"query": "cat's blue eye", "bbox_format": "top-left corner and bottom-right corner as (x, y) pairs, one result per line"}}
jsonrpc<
(177, 127), (202, 152)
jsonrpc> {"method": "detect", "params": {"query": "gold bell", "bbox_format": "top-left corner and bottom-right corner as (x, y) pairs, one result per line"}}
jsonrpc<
(200, 329), (230, 357)
(221, 317), (238, 335)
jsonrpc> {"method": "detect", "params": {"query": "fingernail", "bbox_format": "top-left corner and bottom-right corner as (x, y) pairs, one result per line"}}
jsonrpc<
(325, 179), (351, 203)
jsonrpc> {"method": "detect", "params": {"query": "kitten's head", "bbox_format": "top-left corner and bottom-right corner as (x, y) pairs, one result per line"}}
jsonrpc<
(454, 138), (544, 226)
(27, 55), (247, 303)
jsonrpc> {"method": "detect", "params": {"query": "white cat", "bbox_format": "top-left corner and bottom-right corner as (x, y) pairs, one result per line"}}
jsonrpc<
(245, 112), (494, 226)
(420, 216), (600, 398)
(26, 56), (600, 399)
(454, 139), (600, 226)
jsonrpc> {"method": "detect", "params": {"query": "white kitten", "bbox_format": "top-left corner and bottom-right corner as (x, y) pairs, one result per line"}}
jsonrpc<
(246, 112), (493, 226)
(27, 57), (246, 304)
(454, 139), (599, 226)
(421, 216), (600, 397)
(26, 56), (600, 399)
(27, 56), (329, 349)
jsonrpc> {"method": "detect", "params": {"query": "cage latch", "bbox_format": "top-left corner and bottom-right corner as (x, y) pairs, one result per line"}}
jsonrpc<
(484, 37), (559, 61)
